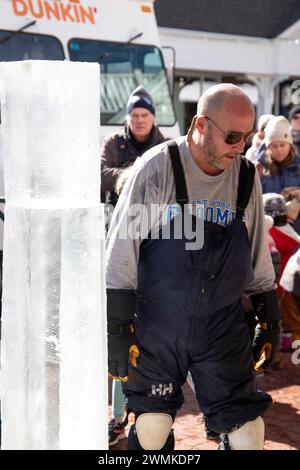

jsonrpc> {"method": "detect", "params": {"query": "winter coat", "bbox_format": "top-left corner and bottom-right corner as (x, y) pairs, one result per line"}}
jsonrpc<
(100, 124), (165, 204)
(257, 152), (300, 194)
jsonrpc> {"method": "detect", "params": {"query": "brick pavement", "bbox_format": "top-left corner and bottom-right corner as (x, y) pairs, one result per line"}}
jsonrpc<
(109, 351), (300, 451)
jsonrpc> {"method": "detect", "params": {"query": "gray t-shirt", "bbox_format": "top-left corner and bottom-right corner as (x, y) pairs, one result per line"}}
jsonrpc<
(106, 136), (275, 295)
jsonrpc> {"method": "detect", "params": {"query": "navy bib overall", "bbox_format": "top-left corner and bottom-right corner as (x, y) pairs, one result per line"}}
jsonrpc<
(124, 142), (272, 433)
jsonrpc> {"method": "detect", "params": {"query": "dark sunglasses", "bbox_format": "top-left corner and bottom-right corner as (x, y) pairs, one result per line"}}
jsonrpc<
(204, 115), (254, 145)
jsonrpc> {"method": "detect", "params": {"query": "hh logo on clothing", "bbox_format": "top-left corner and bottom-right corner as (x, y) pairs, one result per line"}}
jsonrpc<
(151, 383), (173, 397)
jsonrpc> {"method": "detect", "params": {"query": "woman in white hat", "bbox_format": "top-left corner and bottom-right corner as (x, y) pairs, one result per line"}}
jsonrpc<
(256, 115), (300, 194)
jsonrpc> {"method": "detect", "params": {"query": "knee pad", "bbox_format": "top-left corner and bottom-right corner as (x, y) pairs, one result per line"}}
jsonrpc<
(128, 413), (174, 450)
(219, 416), (265, 450)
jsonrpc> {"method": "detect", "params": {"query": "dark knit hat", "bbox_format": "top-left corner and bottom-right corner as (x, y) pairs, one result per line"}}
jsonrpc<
(288, 105), (300, 121)
(126, 85), (155, 116)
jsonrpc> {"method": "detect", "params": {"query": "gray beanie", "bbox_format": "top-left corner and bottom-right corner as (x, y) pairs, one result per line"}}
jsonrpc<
(126, 86), (155, 116)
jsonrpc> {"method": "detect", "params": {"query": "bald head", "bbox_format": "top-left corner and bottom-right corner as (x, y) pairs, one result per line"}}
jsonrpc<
(188, 83), (255, 175)
(197, 83), (255, 120)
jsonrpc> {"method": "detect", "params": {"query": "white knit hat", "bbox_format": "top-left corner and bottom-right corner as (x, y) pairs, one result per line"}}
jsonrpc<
(264, 115), (293, 147)
(257, 114), (274, 131)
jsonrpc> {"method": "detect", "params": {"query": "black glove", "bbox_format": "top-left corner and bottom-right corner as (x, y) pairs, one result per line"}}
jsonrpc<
(252, 323), (280, 371)
(250, 289), (281, 372)
(107, 289), (140, 380)
(108, 321), (140, 379)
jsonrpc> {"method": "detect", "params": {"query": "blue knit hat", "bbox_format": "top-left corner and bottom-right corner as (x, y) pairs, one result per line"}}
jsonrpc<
(126, 86), (155, 116)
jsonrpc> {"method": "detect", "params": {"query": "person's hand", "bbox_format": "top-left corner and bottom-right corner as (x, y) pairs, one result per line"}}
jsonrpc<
(107, 289), (138, 380)
(249, 290), (281, 372)
(286, 198), (300, 222)
(252, 324), (280, 372)
(108, 324), (140, 380)
(282, 187), (300, 200)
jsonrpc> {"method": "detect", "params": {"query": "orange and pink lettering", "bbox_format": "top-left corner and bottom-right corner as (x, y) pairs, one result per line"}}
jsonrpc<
(11, 0), (95, 24)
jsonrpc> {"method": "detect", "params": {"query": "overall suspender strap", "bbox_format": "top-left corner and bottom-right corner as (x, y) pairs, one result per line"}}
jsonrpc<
(167, 140), (189, 209)
(168, 141), (255, 219)
(236, 156), (256, 220)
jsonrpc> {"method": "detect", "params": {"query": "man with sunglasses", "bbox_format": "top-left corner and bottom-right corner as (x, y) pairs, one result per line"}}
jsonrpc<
(106, 83), (280, 450)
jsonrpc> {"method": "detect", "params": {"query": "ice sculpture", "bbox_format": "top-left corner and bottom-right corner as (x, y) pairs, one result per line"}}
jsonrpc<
(0, 61), (107, 450)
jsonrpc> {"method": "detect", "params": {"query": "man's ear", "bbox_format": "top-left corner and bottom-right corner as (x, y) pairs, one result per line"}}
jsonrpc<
(194, 115), (206, 136)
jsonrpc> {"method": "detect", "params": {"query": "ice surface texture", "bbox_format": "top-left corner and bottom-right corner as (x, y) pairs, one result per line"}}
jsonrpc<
(0, 61), (107, 450)
(2, 60), (100, 207)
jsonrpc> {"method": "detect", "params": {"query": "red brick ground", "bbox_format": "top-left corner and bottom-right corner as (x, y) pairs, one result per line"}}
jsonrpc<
(109, 351), (300, 450)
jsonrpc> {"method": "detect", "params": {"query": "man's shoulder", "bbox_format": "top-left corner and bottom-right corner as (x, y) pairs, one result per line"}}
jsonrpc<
(131, 140), (179, 183)
(104, 128), (126, 144)
(139, 136), (186, 167)
(137, 141), (169, 169)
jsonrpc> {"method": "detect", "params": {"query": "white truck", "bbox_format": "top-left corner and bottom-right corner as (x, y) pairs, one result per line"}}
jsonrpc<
(0, 0), (179, 262)
(0, 0), (178, 141)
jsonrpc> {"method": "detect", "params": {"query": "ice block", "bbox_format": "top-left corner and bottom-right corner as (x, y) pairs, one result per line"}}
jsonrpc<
(0, 60), (107, 450)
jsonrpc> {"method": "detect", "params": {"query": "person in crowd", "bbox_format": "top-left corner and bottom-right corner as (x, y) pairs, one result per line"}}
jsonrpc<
(104, 86), (166, 447)
(262, 196), (299, 370)
(106, 83), (280, 450)
(256, 115), (300, 193)
(100, 85), (165, 206)
(281, 186), (300, 235)
(263, 193), (300, 292)
(288, 105), (300, 155)
(245, 114), (273, 162)
(256, 115), (300, 234)
(280, 248), (300, 341)
(264, 214), (282, 284)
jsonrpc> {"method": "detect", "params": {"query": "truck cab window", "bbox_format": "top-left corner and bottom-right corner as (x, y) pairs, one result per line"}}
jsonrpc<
(0, 31), (64, 61)
(69, 39), (176, 127)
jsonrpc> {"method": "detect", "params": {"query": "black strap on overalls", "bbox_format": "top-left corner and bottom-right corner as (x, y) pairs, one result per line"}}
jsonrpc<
(167, 141), (188, 210)
(167, 140), (255, 218)
(236, 156), (256, 219)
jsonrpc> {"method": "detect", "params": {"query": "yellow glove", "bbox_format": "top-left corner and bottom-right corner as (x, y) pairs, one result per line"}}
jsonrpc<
(129, 344), (140, 368)
(254, 342), (272, 373)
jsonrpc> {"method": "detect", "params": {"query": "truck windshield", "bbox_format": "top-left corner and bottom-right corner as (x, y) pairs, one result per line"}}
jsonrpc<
(69, 39), (176, 127)
(0, 31), (64, 61)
